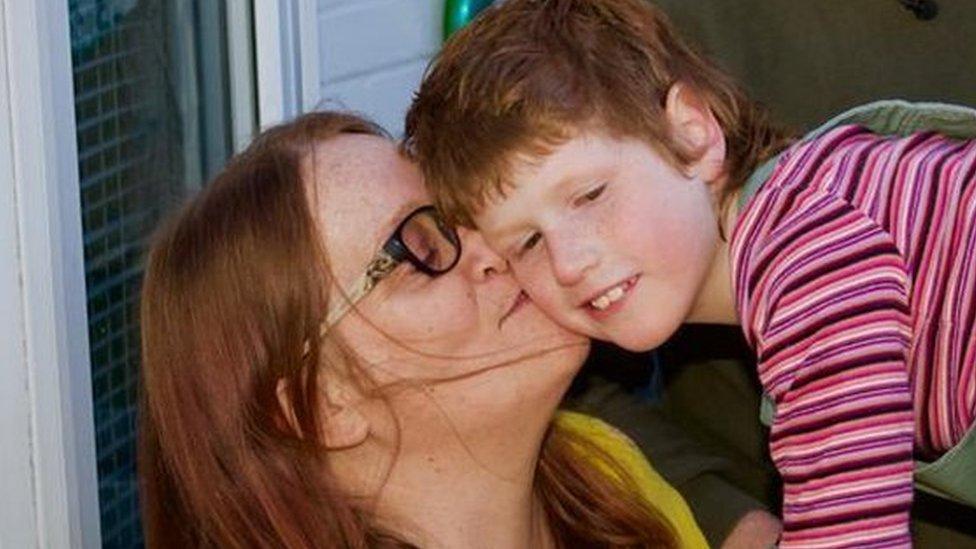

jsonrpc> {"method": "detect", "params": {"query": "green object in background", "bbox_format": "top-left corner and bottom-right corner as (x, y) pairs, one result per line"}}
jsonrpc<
(444, 0), (494, 40)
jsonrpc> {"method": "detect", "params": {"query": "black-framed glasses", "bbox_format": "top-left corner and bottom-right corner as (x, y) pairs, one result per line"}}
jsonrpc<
(320, 205), (461, 334)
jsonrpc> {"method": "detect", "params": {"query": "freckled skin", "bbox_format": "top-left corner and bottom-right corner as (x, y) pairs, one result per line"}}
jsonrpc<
(309, 135), (590, 493)
(475, 130), (723, 352)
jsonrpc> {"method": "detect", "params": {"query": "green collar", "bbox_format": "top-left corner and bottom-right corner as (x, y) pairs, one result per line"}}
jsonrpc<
(738, 100), (976, 210)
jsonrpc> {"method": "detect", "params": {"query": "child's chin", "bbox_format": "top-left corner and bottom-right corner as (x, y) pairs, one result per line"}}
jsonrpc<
(615, 341), (656, 353)
(611, 330), (663, 353)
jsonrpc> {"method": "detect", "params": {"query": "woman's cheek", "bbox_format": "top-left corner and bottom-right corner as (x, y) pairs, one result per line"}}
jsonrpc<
(403, 305), (478, 352)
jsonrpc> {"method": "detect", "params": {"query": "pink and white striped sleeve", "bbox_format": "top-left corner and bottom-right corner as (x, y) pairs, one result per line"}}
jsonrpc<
(749, 190), (915, 548)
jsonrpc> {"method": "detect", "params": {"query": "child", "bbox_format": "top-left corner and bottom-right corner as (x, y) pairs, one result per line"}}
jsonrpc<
(403, 0), (976, 546)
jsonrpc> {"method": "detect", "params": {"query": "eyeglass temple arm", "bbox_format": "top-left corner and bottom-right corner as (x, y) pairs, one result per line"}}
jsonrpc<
(319, 250), (400, 337)
(321, 274), (371, 334)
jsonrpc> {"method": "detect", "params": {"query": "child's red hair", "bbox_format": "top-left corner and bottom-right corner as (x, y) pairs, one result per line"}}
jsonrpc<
(405, 0), (791, 226)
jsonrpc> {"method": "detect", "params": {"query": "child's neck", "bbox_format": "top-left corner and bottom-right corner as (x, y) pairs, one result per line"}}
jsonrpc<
(688, 194), (740, 325)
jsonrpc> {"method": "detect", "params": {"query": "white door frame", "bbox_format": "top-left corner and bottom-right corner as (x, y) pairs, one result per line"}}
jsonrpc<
(0, 0), (263, 546)
(227, 0), (259, 152)
(0, 0), (100, 546)
(254, 0), (321, 128)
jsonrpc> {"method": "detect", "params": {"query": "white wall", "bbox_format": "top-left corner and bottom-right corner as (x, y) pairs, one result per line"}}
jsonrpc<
(317, 0), (444, 136)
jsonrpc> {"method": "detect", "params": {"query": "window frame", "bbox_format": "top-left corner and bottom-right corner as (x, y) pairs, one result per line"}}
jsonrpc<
(254, 0), (320, 127)
(0, 0), (264, 546)
(0, 0), (100, 546)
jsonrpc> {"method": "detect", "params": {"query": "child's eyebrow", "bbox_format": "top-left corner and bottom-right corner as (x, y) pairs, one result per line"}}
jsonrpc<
(549, 159), (614, 196)
(553, 174), (589, 197)
(475, 202), (540, 246)
(481, 217), (531, 244)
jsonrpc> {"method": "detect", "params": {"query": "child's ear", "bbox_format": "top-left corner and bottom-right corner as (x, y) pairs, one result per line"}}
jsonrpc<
(276, 374), (370, 450)
(664, 82), (727, 185)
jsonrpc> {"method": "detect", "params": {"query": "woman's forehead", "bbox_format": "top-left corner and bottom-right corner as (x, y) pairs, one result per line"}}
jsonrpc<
(306, 135), (427, 270)
(312, 136), (423, 209)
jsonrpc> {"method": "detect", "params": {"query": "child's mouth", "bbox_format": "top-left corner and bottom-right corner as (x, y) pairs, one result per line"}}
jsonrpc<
(582, 275), (638, 315)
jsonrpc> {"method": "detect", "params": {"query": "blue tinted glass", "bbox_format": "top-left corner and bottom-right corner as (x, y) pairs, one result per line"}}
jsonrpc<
(67, 1), (235, 545)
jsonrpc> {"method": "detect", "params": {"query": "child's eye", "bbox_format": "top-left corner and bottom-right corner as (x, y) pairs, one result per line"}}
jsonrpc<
(573, 183), (607, 207)
(518, 232), (542, 255)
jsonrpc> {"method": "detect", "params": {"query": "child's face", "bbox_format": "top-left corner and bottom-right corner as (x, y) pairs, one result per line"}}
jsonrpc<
(473, 130), (723, 351)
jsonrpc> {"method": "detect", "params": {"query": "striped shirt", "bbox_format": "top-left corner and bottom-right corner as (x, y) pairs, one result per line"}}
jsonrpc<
(731, 124), (976, 547)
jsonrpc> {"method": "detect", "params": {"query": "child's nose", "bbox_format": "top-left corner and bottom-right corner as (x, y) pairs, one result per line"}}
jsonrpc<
(547, 236), (597, 287)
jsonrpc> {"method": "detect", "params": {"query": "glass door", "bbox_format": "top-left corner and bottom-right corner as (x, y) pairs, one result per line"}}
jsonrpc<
(66, 1), (254, 545)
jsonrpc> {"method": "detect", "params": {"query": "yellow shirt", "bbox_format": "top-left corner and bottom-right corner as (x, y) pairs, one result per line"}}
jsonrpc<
(555, 411), (709, 549)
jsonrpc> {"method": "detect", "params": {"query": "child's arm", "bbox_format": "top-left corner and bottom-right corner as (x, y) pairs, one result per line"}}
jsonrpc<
(746, 190), (915, 548)
(720, 509), (781, 549)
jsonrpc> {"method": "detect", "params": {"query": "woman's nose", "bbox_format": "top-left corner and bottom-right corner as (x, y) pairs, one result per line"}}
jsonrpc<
(457, 227), (509, 282)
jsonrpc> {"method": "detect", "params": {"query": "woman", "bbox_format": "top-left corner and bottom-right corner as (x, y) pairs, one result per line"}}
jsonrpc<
(138, 111), (706, 547)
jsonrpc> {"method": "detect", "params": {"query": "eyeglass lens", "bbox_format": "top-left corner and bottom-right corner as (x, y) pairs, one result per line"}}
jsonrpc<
(400, 210), (459, 273)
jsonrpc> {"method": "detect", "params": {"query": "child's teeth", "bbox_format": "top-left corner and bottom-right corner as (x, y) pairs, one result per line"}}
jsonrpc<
(590, 284), (627, 310)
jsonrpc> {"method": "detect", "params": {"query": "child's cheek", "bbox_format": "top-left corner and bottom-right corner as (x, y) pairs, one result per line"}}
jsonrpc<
(512, 265), (555, 306)
(589, 193), (619, 238)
